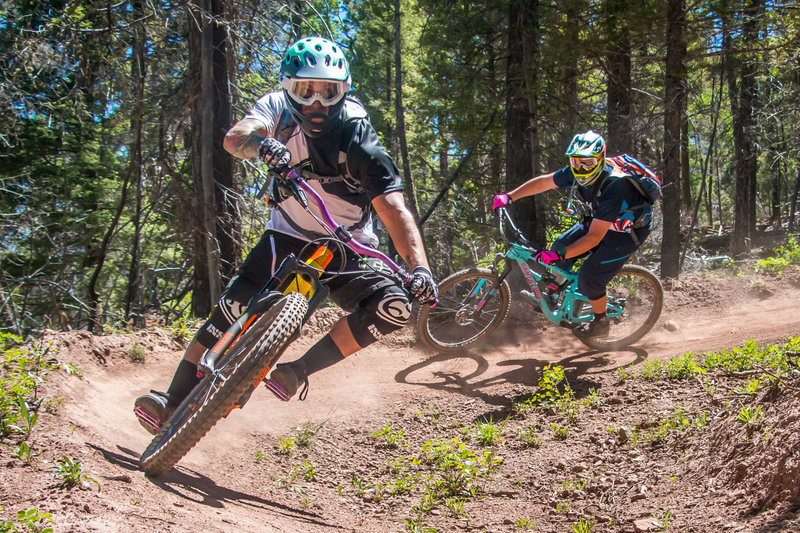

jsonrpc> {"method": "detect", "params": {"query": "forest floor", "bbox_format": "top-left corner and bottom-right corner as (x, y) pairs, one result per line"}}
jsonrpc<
(3, 259), (800, 533)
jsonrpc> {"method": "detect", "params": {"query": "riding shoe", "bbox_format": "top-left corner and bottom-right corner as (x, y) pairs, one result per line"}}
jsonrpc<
(134, 390), (176, 435)
(265, 362), (308, 402)
(520, 290), (542, 312)
(574, 316), (610, 339)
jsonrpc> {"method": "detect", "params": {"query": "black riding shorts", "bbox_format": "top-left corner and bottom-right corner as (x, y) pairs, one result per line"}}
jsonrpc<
(551, 220), (650, 301)
(195, 230), (409, 349)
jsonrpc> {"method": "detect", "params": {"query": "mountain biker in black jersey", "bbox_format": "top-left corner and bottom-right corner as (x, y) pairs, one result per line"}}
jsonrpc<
(492, 130), (653, 339)
(134, 36), (437, 434)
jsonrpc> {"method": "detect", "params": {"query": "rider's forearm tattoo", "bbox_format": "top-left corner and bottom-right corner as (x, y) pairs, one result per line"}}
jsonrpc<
(228, 130), (264, 160)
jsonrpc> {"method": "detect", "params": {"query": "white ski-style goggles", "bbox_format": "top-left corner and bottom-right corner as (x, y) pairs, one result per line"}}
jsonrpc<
(281, 78), (349, 106)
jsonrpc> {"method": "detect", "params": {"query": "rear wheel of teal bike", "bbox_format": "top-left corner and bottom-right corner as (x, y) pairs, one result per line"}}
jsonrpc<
(139, 292), (307, 477)
(417, 268), (511, 352)
(575, 265), (663, 351)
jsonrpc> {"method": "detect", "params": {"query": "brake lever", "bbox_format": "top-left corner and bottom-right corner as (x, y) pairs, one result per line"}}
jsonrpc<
(288, 178), (308, 207)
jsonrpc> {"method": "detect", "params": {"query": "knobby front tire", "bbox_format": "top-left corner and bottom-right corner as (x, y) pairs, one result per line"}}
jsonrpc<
(417, 267), (511, 352)
(139, 292), (308, 477)
(577, 265), (663, 351)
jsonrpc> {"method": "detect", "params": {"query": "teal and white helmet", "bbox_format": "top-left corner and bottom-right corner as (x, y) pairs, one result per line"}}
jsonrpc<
(565, 130), (607, 186)
(279, 37), (352, 138)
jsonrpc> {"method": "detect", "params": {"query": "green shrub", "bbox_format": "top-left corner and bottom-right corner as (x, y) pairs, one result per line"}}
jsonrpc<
(755, 236), (800, 274)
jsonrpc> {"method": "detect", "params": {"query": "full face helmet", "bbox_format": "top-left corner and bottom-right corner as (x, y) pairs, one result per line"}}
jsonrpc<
(565, 130), (607, 186)
(279, 37), (352, 138)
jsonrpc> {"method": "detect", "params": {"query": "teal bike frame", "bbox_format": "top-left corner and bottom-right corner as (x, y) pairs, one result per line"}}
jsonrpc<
(492, 207), (627, 327)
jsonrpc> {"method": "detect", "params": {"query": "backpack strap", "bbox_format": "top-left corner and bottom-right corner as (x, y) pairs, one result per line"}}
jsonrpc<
(272, 108), (298, 145)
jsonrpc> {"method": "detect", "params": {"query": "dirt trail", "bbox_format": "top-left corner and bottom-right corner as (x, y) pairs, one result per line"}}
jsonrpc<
(3, 268), (800, 532)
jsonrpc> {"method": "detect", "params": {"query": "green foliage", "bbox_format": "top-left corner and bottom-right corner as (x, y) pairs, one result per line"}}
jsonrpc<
(703, 339), (788, 374)
(550, 423), (570, 440)
(466, 417), (506, 446)
(755, 237), (800, 274)
(51, 455), (100, 491)
(129, 343), (146, 364)
(277, 465), (305, 494)
(735, 403), (764, 428)
(9, 398), (39, 437)
(9, 440), (41, 466)
(664, 353), (707, 380)
(525, 364), (573, 408)
(0, 507), (54, 533)
(630, 407), (708, 447)
(0, 333), (23, 352)
(515, 517), (535, 530)
(515, 425), (541, 448)
(1, 340), (60, 439)
(570, 518), (596, 533)
(294, 421), (320, 448)
(371, 424), (407, 449)
(276, 436), (296, 456)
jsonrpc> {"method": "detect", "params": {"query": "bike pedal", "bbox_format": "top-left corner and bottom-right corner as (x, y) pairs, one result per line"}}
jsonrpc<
(134, 405), (162, 433)
(264, 378), (291, 402)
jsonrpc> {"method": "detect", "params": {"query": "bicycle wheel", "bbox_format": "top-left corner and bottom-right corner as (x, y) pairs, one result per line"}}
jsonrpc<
(576, 265), (663, 351)
(417, 267), (511, 352)
(139, 292), (307, 477)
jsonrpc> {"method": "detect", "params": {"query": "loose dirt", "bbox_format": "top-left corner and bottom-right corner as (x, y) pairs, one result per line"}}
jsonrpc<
(2, 266), (800, 533)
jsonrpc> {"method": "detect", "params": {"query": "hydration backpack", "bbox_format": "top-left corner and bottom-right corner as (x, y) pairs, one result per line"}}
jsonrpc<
(606, 154), (661, 205)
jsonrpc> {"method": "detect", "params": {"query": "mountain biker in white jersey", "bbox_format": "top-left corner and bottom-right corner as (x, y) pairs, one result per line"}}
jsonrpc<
(134, 37), (437, 434)
(492, 130), (653, 339)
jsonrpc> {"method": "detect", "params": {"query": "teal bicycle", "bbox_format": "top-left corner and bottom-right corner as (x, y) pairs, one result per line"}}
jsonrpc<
(417, 207), (663, 352)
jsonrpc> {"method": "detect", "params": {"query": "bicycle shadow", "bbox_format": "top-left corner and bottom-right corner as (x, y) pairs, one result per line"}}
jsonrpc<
(87, 442), (338, 529)
(396, 345), (648, 420)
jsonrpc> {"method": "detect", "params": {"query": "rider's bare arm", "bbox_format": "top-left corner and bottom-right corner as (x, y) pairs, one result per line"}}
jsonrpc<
(507, 173), (558, 201)
(372, 191), (430, 270)
(223, 118), (269, 160)
(563, 218), (611, 259)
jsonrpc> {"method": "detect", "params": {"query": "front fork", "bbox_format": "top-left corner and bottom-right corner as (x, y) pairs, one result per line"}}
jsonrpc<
(491, 253), (514, 285)
(459, 254), (512, 318)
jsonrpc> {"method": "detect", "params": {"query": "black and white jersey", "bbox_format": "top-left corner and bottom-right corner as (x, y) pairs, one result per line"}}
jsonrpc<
(244, 92), (403, 247)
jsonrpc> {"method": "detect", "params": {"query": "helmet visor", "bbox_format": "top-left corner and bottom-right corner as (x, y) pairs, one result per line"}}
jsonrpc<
(569, 156), (600, 173)
(281, 78), (347, 106)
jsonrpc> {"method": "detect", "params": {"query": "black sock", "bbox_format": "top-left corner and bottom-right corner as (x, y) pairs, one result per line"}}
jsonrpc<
(165, 359), (201, 406)
(594, 312), (607, 321)
(291, 334), (345, 378)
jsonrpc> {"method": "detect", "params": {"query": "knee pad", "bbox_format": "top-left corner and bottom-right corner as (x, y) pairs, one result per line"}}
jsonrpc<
(346, 287), (410, 347)
(195, 294), (248, 349)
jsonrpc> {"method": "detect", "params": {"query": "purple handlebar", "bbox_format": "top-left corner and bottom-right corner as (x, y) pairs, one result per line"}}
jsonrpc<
(287, 169), (410, 283)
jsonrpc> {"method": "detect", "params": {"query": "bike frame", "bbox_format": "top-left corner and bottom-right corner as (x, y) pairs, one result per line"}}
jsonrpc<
(490, 207), (626, 325)
(197, 167), (411, 377)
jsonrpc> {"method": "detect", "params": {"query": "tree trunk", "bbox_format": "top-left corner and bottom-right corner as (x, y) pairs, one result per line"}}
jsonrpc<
(561, 0), (579, 150)
(188, 0), (235, 317)
(728, 0), (761, 257)
(506, 0), (544, 246)
(660, 0), (685, 279)
(770, 152), (781, 228)
(125, 0), (146, 328)
(789, 167), (800, 233)
(211, 0), (238, 284)
(680, 96), (691, 212)
(604, 0), (632, 155)
(394, 0), (419, 222)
